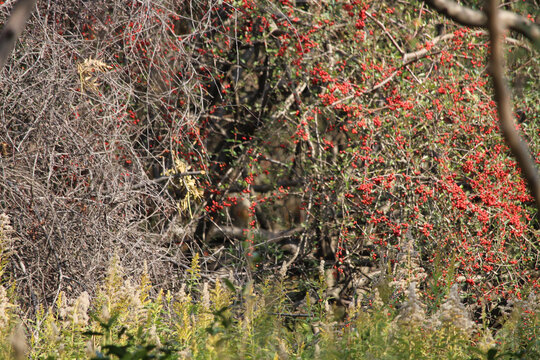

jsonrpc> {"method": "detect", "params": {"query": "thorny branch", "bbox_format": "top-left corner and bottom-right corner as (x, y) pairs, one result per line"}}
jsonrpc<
(423, 0), (540, 212)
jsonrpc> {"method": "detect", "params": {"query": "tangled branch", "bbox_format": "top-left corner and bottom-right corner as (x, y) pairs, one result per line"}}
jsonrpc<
(424, 0), (540, 211)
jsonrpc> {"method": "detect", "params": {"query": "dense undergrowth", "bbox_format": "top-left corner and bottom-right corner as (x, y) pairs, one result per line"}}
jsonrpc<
(0, 249), (537, 359)
(1, 215), (539, 359)
(1, 0), (539, 358)
(0, 241), (537, 359)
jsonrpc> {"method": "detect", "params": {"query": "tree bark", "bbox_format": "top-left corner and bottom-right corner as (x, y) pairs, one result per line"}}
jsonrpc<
(0, 0), (37, 70)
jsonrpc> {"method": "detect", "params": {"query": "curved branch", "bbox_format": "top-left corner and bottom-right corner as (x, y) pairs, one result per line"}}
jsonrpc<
(486, 0), (540, 210)
(0, 0), (37, 70)
(423, 0), (540, 47)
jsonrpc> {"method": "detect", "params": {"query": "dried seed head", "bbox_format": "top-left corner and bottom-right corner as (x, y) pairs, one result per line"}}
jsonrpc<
(433, 284), (476, 333)
(318, 259), (325, 280)
(393, 282), (426, 328)
(201, 282), (210, 308)
(100, 303), (110, 322)
(279, 262), (288, 278)
(59, 291), (91, 327)
(0, 213), (14, 236)
(85, 340), (96, 358)
(10, 323), (28, 360)
(0, 286), (14, 329)
(148, 325), (162, 347)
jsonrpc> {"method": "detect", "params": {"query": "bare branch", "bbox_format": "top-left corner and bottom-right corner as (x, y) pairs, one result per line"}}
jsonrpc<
(486, 0), (540, 210)
(207, 224), (304, 243)
(0, 0), (37, 70)
(423, 0), (540, 46)
(403, 33), (454, 63)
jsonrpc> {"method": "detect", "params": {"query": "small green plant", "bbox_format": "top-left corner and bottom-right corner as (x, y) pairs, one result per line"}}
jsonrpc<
(86, 313), (176, 360)
(0, 253), (537, 359)
(0, 213), (538, 359)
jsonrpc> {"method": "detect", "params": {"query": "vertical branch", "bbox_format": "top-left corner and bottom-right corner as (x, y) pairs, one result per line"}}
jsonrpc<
(486, 0), (540, 211)
(0, 0), (37, 70)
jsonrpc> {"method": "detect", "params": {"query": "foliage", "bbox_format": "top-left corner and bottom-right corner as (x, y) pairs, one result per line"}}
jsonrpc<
(0, 0), (538, 357)
(0, 255), (536, 359)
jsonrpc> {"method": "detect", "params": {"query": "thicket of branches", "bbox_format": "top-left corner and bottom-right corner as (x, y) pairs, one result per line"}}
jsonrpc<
(1, 0), (539, 327)
(0, 0), (217, 311)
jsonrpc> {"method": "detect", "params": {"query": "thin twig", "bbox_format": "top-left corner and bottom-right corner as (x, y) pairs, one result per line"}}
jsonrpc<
(366, 11), (404, 55)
